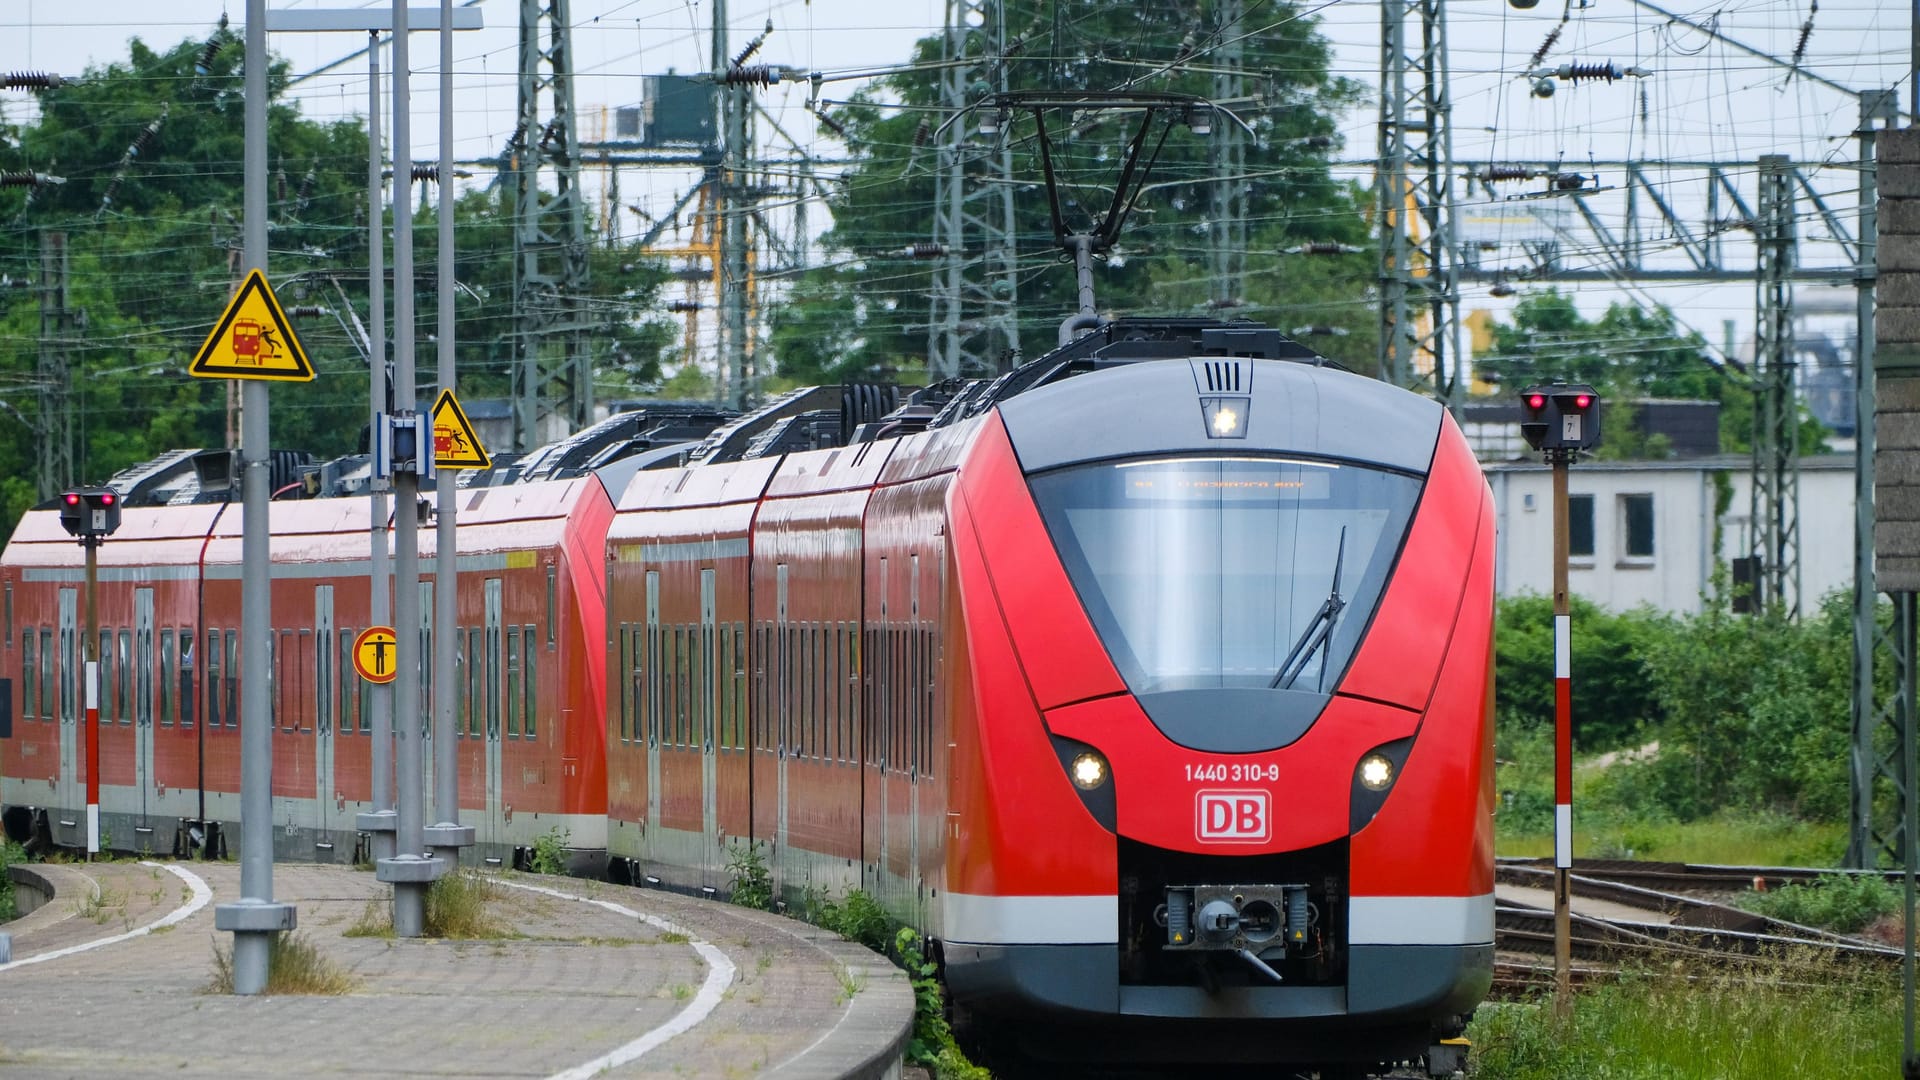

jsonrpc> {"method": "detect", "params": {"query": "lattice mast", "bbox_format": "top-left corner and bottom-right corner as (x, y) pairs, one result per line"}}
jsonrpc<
(1376, 0), (1461, 402)
(930, 0), (1021, 379)
(1208, 0), (1247, 310)
(512, 0), (592, 450)
(1750, 155), (1801, 618)
(37, 230), (74, 499)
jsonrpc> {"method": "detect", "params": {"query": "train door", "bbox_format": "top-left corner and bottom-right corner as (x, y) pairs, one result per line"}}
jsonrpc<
(774, 564), (790, 891)
(418, 581), (433, 805)
(134, 588), (155, 832)
(484, 578), (503, 847)
(700, 569), (719, 885)
(645, 572), (661, 837)
(56, 588), (76, 819)
(314, 585), (335, 850)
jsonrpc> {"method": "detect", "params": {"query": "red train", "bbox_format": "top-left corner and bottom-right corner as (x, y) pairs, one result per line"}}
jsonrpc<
(1, 318), (1493, 1072)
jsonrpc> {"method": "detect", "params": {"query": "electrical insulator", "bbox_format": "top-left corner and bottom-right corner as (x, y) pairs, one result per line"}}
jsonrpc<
(912, 119), (931, 148)
(1531, 61), (1651, 84)
(0, 171), (63, 187)
(720, 65), (778, 88)
(1482, 165), (1535, 183)
(731, 19), (774, 68)
(667, 299), (702, 313)
(1552, 172), (1590, 192)
(411, 164), (440, 183)
(3, 71), (64, 91)
(812, 108), (847, 139)
(899, 242), (947, 259)
(1526, 23), (1564, 69)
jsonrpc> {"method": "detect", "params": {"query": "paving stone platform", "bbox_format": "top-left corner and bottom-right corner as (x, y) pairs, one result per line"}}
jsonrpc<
(0, 860), (910, 1080)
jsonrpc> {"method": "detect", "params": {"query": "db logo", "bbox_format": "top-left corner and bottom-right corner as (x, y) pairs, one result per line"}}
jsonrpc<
(1196, 789), (1270, 843)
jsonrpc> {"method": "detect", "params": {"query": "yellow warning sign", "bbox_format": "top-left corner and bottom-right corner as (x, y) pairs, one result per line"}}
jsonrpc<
(430, 388), (490, 470)
(187, 268), (316, 382)
(353, 626), (398, 684)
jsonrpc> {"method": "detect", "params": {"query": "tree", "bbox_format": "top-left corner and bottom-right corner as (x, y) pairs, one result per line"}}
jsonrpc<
(1474, 288), (1827, 458)
(0, 33), (678, 536)
(767, 0), (1375, 384)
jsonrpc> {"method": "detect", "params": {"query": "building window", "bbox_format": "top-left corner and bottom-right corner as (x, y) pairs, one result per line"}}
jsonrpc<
(1621, 494), (1655, 560)
(1568, 494), (1595, 559)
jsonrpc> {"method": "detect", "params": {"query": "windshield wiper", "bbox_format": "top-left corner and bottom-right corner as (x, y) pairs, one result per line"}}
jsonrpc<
(1271, 526), (1347, 691)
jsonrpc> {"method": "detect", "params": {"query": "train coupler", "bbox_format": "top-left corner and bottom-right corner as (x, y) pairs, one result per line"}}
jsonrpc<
(1426, 1037), (1470, 1077)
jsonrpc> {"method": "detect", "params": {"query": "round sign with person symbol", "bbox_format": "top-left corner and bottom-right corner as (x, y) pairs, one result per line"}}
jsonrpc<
(352, 626), (400, 685)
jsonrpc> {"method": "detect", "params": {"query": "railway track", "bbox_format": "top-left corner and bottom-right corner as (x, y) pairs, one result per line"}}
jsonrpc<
(1490, 859), (1901, 992)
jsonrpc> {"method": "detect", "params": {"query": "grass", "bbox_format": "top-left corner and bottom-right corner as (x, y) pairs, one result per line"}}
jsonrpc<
(1497, 809), (1847, 866)
(208, 933), (357, 995)
(1472, 952), (1896, 1079)
(1735, 873), (1902, 935)
(342, 870), (512, 939)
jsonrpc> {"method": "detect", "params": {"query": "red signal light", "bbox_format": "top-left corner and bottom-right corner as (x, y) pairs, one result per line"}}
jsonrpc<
(1574, 394), (1592, 409)
(63, 492), (80, 506)
(98, 491), (114, 506)
(1526, 394), (1546, 410)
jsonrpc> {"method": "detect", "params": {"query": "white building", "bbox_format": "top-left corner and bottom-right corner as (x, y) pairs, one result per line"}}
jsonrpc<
(1484, 455), (1858, 615)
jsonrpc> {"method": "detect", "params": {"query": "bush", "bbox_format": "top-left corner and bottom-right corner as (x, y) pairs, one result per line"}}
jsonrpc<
(1496, 593), (1662, 749)
(1738, 873), (1901, 935)
(725, 840), (772, 910)
(810, 889), (894, 952)
(529, 826), (570, 876)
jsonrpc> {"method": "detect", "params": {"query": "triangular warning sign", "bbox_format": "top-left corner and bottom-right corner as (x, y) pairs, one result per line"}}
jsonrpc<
(431, 388), (491, 470)
(188, 268), (316, 382)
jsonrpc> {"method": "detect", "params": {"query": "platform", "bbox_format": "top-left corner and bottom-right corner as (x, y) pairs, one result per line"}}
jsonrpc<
(0, 860), (911, 1080)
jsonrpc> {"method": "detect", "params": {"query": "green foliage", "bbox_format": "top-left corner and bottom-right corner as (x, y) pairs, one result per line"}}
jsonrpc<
(1475, 288), (1832, 456)
(1469, 957), (1894, 1079)
(209, 932), (356, 995)
(1737, 874), (1901, 935)
(529, 826), (571, 877)
(0, 35), (678, 537)
(1496, 593), (1662, 749)
(425, 869), (509, 939)
(724, 840), (773, 911)
(768, 0), (1372, 384)
(0, 838), (23, 923)
(895, 927), (990, 1080)
(808, 888), (895, 953)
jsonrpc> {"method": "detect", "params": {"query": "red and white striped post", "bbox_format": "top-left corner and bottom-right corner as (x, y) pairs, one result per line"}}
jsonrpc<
(83, 531), (100, 858)
(1551, 452), (1573, 1016)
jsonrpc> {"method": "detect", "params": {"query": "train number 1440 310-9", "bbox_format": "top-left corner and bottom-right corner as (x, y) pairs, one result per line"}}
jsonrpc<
(1185, 762), (1279, 783)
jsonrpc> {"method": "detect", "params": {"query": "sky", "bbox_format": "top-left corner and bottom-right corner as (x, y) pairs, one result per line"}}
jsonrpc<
(3, 0), (1914, 365)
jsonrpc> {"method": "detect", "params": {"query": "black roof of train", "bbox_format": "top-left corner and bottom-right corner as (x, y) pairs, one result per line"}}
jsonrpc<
(69, 317), (1338, 510)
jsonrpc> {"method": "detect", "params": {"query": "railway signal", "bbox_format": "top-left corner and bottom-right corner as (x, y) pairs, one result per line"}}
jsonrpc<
(59, 486), (119, 859)
(1519, 383), (1602, 1019)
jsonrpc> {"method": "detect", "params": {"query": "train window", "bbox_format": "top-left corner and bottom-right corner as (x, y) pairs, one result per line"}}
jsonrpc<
(20, 631), (33, 722)
(546, 566), (556, 649)
(825, 627), (837, 763)
(862, 628), (877, 766)
(506, 626), (522, 738)
(120, 629), (135, 725)
(754, 626), (769, 750)
(817, 624), (829, 761)
(466, 628), (481, 737)
(159, 630), (175, 727)
(275, 630), (290, 732)
(678, 625), (692, 748)
(486, 621), (500, 739)
(524, 624), (537, 738)
(206, 630), (221, 728)
(925, 629), (937, 778)
(96, 630), (113, 723)
(223, 630), (239, 728)
(782, 626), (796, 756)
(179, 629), (196, 730)
(662, 626), (678, 748)
(313, 626), (329, 737)
(37, 628), (51, 721)
(646, 623), (660, 748)
(1030, 456), (1422, 695)
(693, 621), (707, 752)
(733, 623), (746, 751)
(715, 625), (730, 751)
(59, 621), (73, 725)
(338, 630), (355, 735)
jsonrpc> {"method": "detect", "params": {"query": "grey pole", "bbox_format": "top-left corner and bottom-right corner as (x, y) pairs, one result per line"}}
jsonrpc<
(213, 0), (297, 993)
(356, 29), (398, 866)
(374, 0), (442, 935)
(424, 0), (474, 865)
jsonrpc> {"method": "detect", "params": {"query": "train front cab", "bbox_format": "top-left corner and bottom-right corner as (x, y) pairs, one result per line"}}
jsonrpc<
(939, 357), (1495, 1067)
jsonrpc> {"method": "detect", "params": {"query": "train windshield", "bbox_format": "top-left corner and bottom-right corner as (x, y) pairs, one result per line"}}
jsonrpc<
(1029, 455), (1421, 694)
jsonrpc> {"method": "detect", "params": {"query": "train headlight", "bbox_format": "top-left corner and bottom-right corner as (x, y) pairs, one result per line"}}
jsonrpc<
(1211, 406), (1240, 435)
(1070, 752), (1109, 790)
(1358, 753), (1395, 791)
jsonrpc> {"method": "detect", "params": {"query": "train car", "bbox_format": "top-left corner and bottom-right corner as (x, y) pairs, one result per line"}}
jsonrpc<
(605, 320), (1494, 1073)
(0, 449), (615, 870)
